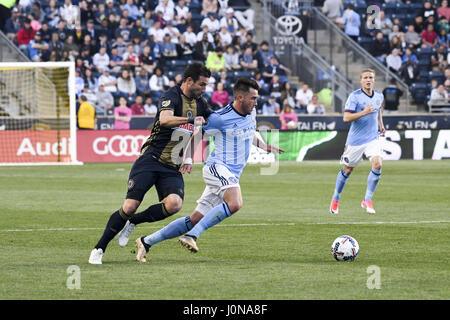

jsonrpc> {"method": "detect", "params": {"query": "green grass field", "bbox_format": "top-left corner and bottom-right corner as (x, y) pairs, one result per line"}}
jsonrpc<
(0, 160), (449, 300)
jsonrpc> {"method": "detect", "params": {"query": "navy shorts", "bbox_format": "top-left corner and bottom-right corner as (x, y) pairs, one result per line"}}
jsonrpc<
(126, 154), (184, 202)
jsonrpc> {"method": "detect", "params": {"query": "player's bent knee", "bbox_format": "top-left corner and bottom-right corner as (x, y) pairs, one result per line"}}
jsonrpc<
(226, 199), (243, 214)
(121, 199), (140, 219)
(163, 194), (183, 214)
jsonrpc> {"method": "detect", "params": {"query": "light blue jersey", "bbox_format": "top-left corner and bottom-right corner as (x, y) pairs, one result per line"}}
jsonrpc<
(204, 104), (257, 178)
(344, 89), (384, 146)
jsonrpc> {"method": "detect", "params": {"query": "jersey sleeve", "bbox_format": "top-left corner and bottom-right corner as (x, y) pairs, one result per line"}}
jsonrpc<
(344, 92), (357, 113)
(158, 90), (178, 112)
(203, 111), (223, 135)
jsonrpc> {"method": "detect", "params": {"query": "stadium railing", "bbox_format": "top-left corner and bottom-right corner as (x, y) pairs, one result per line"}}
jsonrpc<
(0, 30), (30, 62)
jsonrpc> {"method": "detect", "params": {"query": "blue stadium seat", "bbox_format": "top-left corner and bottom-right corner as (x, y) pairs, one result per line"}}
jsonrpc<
(418, 58), (431, 73)
(416, 47), (434, 60)
(382, 2), (398, 16)
(429, 71), (446, 85)
(411, 83), (430, 104)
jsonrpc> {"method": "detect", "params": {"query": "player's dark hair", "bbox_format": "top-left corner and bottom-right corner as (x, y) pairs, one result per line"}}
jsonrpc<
(233, 77), (260, 95)
(183, 62), (211, 83)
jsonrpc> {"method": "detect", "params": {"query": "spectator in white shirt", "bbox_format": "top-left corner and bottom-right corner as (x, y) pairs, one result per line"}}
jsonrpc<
(196, 25), (214, 43)
(59, 0), (79, 30)
(175, 0), (191, 22)
(201, 13), (220, 33)
(295, 83), (313, 113)
(92, 46), (110, 73)
(144, 96), (158, 116)
(218, 26), (233, 47)
(97, 68), (118, 94)
(183, 24), (198, 47)
(154, 0), (175, 22)
(149, 67), (170, 98)
(148, 20), (165, 43)
(386, 48), (402, 73)
(220, 7), (239, 35)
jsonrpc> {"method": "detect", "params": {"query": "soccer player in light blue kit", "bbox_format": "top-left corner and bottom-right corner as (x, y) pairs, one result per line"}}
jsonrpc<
(330, 69), (386, 215)
(131, 78), (284, 261)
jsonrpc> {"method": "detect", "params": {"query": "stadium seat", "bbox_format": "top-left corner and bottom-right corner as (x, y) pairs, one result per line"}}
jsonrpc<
(382, 2), (398, 16)
(411, 83), (430, 104)
(429, 71), (446, 85)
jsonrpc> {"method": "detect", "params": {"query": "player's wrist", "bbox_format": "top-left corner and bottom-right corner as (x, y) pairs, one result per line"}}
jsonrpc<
(183, 157), (193, 165)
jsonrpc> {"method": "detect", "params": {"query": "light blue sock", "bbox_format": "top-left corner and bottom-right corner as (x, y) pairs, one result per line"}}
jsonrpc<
(333, 169), (351, 201)
(143, 216), (192, 246)
(364, 168), (381, 201)
(186, 203), (232, 240)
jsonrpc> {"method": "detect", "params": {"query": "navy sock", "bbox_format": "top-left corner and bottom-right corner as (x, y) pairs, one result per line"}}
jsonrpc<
(95, 209), (128, 252)
(129, 203), (169, 225)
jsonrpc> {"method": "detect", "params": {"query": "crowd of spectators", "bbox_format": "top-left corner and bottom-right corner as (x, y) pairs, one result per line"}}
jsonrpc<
(3, 0), (331, 125)
(322, 0), (450, 111)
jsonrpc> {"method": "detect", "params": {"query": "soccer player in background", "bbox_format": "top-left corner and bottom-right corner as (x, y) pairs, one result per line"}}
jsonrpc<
(330, 69), (385, 215)
(89, 62), (212, 264)
(127, 78), (284, 261)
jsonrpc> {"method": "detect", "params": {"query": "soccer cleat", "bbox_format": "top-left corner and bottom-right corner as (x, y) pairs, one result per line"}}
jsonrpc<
(178, 235), (199, 253)
(118, 220), (136, 247)
(135, 237), (150, 262)
(361, 200), (376, 214)
(329, 199), (339, 214)
(88, 248), (104, 265)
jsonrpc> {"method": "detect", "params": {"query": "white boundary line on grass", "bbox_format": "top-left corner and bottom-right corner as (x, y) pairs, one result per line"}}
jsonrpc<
(1, 221), (449, 232)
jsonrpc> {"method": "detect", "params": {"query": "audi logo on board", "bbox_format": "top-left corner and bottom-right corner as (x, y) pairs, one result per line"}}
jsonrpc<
(93, 135), (147, 157)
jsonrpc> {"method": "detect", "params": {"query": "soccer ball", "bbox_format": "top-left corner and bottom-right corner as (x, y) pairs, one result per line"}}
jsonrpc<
(331, 235), (359, 262)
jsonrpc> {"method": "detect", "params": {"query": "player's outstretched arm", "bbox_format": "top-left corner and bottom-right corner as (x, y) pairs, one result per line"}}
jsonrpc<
(253, 131), (285, 153)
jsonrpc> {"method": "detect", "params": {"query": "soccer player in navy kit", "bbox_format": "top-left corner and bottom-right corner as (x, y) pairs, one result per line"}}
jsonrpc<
(129, 78), (284, 261)
(89, 62), (212, 264)
(330, 69), (386, 215)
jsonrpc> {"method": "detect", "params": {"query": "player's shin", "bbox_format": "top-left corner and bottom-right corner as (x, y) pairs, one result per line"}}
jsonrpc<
(95, 208), (129, 251)
(333, 169), (351, 201)
(143, 216), (193, 246)
(364, 168), (381, 201)
(129, 202), (170, 224)
(186, 203), (232, 240)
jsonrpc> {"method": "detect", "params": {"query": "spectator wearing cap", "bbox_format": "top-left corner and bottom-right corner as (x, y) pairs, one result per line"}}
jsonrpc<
(220, 7), (239, 34)
(201, 12), (220, 33)
(98, 67), (118, 96)
(262, 94), (280, 115)
(59, 0), (79, 30)
(28, 31), (49, 62)
(206, 46), (226, 74)
(5, 7), (22, 43)
(17, 18), (36, 55)
(386, 48), (402, 74)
